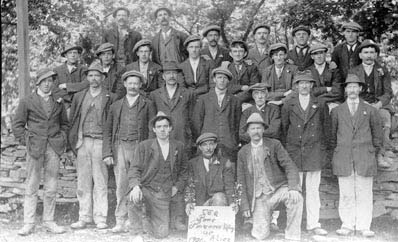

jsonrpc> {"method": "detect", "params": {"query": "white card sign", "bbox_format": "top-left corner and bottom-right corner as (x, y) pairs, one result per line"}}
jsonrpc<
(187, 206), (235, 242)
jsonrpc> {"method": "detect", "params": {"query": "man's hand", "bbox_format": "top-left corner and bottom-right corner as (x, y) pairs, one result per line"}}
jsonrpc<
(229, 202), (239, 214)
(329, 61), (337, 69)
(268, 100), (283, 106)
(284, 89), (293, 97)
(241, 85), (249, 91)
(326, 87), (332, 92)
(242, 210), (251, 218)
(103, 157), (114, 166)
(185, 203), (195, 216)
(201, 54), (211, 61)
(372, 101), (383, 110)
(58, 83), (67, 89)
(288, 190), (301, 204)
(171, 186), (178, 197)
(129, 186), (142, 204)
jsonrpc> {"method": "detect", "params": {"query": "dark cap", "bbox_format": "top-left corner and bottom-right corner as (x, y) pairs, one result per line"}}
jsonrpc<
(36, 68), (57, 85)
(230, 39), (249, 53)
(96, 43), (115, 56)
(85, 62), (106, 75)
(211, 66), (233, 80)
(343, 73), (365, 86)
(292, 25), (311, 36)
(268, 43), (288, 56)
(249, 83), (271, 92)
(150, 111), (173, 128)
(133, 39), (152, 53)
(112, 7), (130, 18)
(121, 70), (145, 82)
(358, 39), (380, 53)
(253, 24), (270, 35)
(154, 7), (172, 18)
(61, 44), (83, 57)
(161, 61), (182, 72)
(293, 70), (315, 84)
(184, 35), (201, 48)
(196, 132), (218, 145)
(202, 25), (221, 37)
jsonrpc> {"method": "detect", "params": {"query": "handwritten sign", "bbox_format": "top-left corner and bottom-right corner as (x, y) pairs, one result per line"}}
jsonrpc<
(187, 206), (235, 242)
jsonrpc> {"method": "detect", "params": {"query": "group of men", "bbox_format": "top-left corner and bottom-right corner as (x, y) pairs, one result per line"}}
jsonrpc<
(11, 5), (396, 241)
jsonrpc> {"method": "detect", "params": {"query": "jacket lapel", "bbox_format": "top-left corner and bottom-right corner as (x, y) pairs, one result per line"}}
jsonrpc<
(169, 141), (176, 172)
(305, 97), (319, 124)
(150, 139), (161, 169)
(208, 157), (221, 188)
(31, 92), (48, 118)
(341, 102), (355, 130)
(352, 101), (366, 134)
(220, 93), (231, 112)
(170, 86), (182, 111)
(291, 98), (306, 122)
(196, 156), (207, 187)
(159, 86), (170, 106)
(310, 65), (322, 86)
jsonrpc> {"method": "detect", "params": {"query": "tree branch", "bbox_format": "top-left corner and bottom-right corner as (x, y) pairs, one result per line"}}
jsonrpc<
(243, 0), (266, 41)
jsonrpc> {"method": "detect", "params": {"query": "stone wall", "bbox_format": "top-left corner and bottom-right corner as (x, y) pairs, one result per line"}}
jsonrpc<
(1, 134), (397, 220)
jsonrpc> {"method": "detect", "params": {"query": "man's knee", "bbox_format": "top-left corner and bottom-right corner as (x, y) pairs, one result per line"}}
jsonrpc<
(210, 192), (228, 206)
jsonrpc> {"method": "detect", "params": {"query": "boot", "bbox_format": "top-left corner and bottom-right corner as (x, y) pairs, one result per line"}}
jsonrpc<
(43, 221), (66, 234)
(17, 224), (35, 236)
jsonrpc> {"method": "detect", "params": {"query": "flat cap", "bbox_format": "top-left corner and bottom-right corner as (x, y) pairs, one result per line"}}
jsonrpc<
(253, 24), (270, 35)
(343, 73), (365, 86)
(161, 61), (182, 72)
(154, 7), (172, 18)
(292, 25), (311, 36)
(309, 43), (328, 54)
(113, 7), (130, 18)
(268, 43), (287, 56)
(196, 132), (218, 145)
(230, 39), (249, 53)
(122, 70), (145, 82)
(202, 25), (221, 37)
(36, 68), (57, 85)
(184, 35), (201, 48)
(249, 83), (271, 92)
(150, 111), (173, 128)
(85, 62), (106, 75)
(96, 42), (115, 56)
(244, 112), (268, 130)
(133, 39), (152, 53)
(293, 70), (315, 84)
(358, 39), (380, 53)
(211, 66), (233, 80)
(61, 44), (83, 57)
(341, 21), (362, 32)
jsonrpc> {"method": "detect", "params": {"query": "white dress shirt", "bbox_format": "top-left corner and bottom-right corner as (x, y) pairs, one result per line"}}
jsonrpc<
(362, 63), (375, 76)
(189, 58), (200, 83)
(203, 158), (210, 172)
(299, 94), (310, 110)
(315, 63), (326, 75)
(215, 88), (226, 107)
(158, 140), (170, 160)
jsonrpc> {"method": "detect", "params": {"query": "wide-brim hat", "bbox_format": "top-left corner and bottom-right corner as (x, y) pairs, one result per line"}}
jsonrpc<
(84, 62), (107, 75)
(211, 66), (233, 80)
(150, 111), (173, 128)
(184, 35), (201, 48)
(95, 42), (115, 56)
(112, 7), (130, 18)
(249, 83), (271, 92)
(253, 24), (270, 35)
(343, 73), (366, 87)
(133, 39), (152, 53)
(341, 21), (362, 32)
(61, 45), (83, 57)
(268, 43), (287, 56)
(122, 70), (145, 82)
(244, 112), (268, 131)
(36, 68), (57, 85)
(161, 61), (182, 72)
(230, 39), (249, 53)
(202, 25), (221, 37)
(309, 43), (328, 55)
(292, 25), (311, 36)
(154, 7), (172, 18)
(358, 39), (380, 53)
(196, 132), (218, 146)
(293, 70), (315, 84)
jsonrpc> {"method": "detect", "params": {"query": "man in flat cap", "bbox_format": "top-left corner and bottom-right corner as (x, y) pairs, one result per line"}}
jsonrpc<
(179, 35), (212, 97)
(262, 43), (298, 105)
(185, 133), (236, 215)
(281, 70), (330, 236)
(307, 43), (343, 108)
(68, 63), (118, 230)
(225, 39), (261, 102)
(237, 113), (303, 241)
(13, 69), (68, 236)
(128, 112), (188, 239)
(239, 83), (281, 143)
(102, 7), (142, 66)
(330, 74), (383, 237)
(53, 44), (88, 114)
(331, 21), (363, 79)
(200, 25), (232, 69)
(152, 7), (188, 65)
(124, 39), (163, 96)
(287, 25), (313, 71)
(102, 70), (155, 233)
(248, 24), (272, 75)
(96, 42), (126, 99)
(193, 66), (242, 164)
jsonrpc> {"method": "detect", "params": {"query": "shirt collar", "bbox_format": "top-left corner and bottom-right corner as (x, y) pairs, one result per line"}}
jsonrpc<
(315, 62), (326, 70)
(362, 62), (375, 69)
(37, 89), (52, 99)
(215, 88), (227, 96)
(347, 98), (360, 104)
(126, 94), (139, 106)
(251, 139), (263, 148)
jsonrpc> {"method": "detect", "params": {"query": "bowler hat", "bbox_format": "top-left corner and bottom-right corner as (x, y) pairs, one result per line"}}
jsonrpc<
(184, 35), (201, 48)
(293, 70), (315, 84)
(95, 43), (115, 56)
(211, 66), (233, 80)
(249, 83), (271, 92)
(36, 68), (57, 85)
(268, 43), (287, 56)
(61, 44), (83, 57)
(112, 7), (130, 18)
(132, 39), (152, 53)
(85, 62), (106, 75)
(121, 70), (145, 82)
(341, 21), (362, 32)
(154, 7), (172, 18)
(244, 112), (268, 131)
(196, 132), (218, 145)
(230, 39), (249, 53)
(309, 43), (328, 55)
(161, 61), (182, 72)
(253, 24), (270, 35)
(343, 73), (365, 87)
(292, 25), (311, 36)
(202, 25), (221, 37)
(358, 39), (380, 53)
(150, 111), (173, 128)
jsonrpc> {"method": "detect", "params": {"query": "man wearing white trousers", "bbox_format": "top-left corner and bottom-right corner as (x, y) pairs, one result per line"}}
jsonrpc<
(330, 73), (383, 237)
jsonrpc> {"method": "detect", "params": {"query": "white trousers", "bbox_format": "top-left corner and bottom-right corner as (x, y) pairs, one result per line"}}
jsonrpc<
(299, 171), (322, 230)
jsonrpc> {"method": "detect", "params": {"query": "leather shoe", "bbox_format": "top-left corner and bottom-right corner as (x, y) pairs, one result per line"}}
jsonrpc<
(270, 222), (279, 231)
(336, 227), (353, 236)
(360, 230), (375, 237)
(43, 221), (66, 234)
(17, 224), (35, 236)
(173, 217), (187, 231)
(96, 222), (108, 229)
(111, 223), (125, 233)
(309, 227), (328, 236)
(70, 220), (87, 229)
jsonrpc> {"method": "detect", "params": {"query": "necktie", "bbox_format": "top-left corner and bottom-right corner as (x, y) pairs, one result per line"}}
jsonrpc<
(298, 47), (305, 60)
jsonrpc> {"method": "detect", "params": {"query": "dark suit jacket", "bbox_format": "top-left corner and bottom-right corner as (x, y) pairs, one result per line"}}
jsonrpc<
(128, 138), (188, 193)
(261, 64), (298, 101)
(330, 100), (383, 177)
(53, 63), (88, 104)
(102, 96), (155, 162)
(239, 104), (281, 143)
(103, 61), (126, 99)
(187, 155), (235, 205)
(150, 85), (195, 147)
(307, 63), (343, 103)
(102, 27), (142, 64)
(179, 58), (211, 96)
(193, 89), (242, 149)
(349, 63), (392, 106)
(248, 46), (272, 75)
(281, 95), (330, 171)
(68, 89), (117, 155)
(332, 41), (361, 79)
(287, 46), (313, 71)
(152, 28), (188, 65)
(237, 138), (301, 212)
(200, 46), (232, 69)
(125, 61), (163, 95)
(227, 62), (261, 95)
(12, 92), (68, 159)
